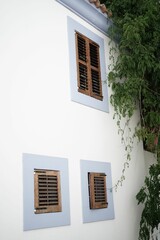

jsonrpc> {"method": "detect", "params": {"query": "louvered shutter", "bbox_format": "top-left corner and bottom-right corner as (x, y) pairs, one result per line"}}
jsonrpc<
(88, 172), (108, 209)
(75, 32), (103, 100)
(76, 33), (89, 95)
(34, 169), (62, 214)
(89, 42), (103, 100)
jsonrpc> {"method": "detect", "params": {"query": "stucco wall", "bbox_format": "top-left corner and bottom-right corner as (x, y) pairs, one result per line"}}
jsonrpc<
(0, 0), (148, 239)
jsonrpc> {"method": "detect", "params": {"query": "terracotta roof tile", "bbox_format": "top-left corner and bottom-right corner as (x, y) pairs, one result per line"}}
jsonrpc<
(89, 0), (112, 17)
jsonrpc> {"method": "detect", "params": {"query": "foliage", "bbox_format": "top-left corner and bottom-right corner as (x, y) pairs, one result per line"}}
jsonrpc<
(102, 0), (160, 156)
(136, 164), (160, 240)
(100, 0), (160, 239)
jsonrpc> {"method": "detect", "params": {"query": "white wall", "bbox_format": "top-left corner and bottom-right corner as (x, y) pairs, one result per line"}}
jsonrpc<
(0, 0), (149, 239)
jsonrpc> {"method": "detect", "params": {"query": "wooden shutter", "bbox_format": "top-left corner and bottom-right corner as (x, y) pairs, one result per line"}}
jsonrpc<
(76, 33), (89, 95)
(75, 32), (103, 100)
(89, 42), (103, 100)
(88, 172), (108, 209)
(34, 169), (62, 214)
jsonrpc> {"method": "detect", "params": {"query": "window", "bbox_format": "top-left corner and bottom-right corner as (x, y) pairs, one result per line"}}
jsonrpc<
(88, 172), (108, 209)
(68, 17), (109, 112)
(34, 169), (62, 214)
(76, 32), (103, 101)
(23, 154), (70, 231)
(80, 160), (114, 223)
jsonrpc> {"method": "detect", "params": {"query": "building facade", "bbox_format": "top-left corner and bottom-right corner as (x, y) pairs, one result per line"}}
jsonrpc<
(0, 0), (152, 239)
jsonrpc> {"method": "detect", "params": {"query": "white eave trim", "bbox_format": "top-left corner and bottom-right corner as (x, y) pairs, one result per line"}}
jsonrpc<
(55, 0), (112, 36)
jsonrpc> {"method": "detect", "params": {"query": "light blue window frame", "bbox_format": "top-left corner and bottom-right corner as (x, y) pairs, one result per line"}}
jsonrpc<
(67, 17), (109, 112)
(23, 153), (70, 231)
(80, 160), (115, 223)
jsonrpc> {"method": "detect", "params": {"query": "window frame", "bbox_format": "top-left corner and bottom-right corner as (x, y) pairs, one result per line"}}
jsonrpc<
(80, 160), (115, 223)
(67, 17), (109, 113)
(23, 154), (70, 231)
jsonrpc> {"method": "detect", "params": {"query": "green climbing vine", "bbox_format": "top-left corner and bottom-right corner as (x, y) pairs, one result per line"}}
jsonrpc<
(100, 0), (160, 239)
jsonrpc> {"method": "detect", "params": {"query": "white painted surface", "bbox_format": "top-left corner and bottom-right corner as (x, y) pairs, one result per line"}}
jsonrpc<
(150, 224), (160, 240)
(0, 0), (151, 239)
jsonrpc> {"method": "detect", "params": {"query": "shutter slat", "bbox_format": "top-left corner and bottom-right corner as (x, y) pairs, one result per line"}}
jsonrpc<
(93, 175), (106, 204)
(79, 63), (88, 91)
(90, 43), (99, 68)
(77, 35), (86, 62)
(91, 70), (101, 96)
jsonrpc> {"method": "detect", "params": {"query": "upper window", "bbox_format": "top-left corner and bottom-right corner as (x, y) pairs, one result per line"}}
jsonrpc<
(76, 32), (103, 101)
(88, 172), (108, 209)
(68, 17), (109, 112)
(34, 169), (62, 214)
